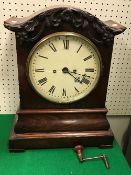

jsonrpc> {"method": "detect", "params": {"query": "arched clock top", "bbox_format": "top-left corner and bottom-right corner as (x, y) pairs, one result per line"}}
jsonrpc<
(4, 6), (126, 46)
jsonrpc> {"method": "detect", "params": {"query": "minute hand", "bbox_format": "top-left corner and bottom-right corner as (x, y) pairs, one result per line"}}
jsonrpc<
(67, 71), (82, 83)
(70, 72), (90, 85)
(70, 71), (92, 79)
(62, 67), (81, 83)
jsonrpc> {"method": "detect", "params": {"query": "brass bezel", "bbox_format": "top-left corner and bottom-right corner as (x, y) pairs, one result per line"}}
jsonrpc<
(26, 32), (102, 104)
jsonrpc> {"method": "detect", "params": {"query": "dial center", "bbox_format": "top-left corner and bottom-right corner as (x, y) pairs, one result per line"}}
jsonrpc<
(62, 67), (69, 73)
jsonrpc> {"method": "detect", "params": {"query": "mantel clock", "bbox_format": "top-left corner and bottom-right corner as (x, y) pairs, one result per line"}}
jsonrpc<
(4, 6), (126, 151)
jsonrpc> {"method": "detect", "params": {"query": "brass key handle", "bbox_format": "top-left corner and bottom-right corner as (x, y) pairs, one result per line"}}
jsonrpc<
(101, 154), (110, 169)
(74, 145), (84, 162)
(74, 145), (110, 169)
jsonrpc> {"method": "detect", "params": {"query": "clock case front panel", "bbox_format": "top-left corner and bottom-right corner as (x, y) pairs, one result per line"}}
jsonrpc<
(4, 7), (126, 151)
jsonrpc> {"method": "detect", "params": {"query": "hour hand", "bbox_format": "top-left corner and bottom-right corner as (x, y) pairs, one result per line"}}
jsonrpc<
(71, 71), (92, 79)
(62, 67), (90, 85)
(71, 72), (91, 84)
(62, 67), (81, 83)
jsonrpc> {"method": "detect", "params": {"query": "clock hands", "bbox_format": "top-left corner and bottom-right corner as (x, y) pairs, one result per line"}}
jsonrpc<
(70, 71), (93, 79)
(62, 67), (81, 83)
(62, 67), (90, 85)
(35, 66), (91, 85)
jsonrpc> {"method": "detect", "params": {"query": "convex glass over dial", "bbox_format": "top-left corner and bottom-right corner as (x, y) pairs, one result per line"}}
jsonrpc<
(27, 32), (101, 103)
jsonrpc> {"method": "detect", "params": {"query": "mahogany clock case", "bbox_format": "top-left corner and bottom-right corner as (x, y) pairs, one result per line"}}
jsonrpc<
(4, 6), (126, 151)
(4, 6), (126, 109)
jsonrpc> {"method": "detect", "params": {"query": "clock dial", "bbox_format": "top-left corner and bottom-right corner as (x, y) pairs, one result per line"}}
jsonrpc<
(27, 32), (101, 103)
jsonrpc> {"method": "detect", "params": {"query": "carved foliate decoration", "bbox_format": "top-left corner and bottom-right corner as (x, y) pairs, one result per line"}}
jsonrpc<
(4, 7), (125, 46)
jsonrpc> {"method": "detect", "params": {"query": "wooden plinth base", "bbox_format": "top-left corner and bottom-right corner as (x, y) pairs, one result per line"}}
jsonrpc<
(9, 129), (114, 152)
(9, 111), (114, 152)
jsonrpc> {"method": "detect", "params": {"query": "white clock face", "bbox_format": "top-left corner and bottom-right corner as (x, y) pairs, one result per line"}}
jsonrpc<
(27, 32), (101, 103)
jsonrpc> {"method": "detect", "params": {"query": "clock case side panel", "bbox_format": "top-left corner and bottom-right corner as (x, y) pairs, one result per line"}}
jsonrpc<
(13, 7), (120, 109)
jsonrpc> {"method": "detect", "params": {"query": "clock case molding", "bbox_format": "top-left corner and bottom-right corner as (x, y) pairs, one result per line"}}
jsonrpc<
(4, 6), (126, 151)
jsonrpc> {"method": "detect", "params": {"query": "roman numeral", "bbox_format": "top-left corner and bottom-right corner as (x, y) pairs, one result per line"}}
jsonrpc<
(63, 39), (69, 49)
(85, 68), (94, 72)
(83, 55), (92, 61)
(77, 44), (82, 53)
(35, 68), (44, 72)
(49, 85), (56, 94)
(38, 55), (48, 59)
(49, 43), (57, 52)
(74, 87), (79, 93)
(38, 77), (47, 85)
(62, 88), (66, 96)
